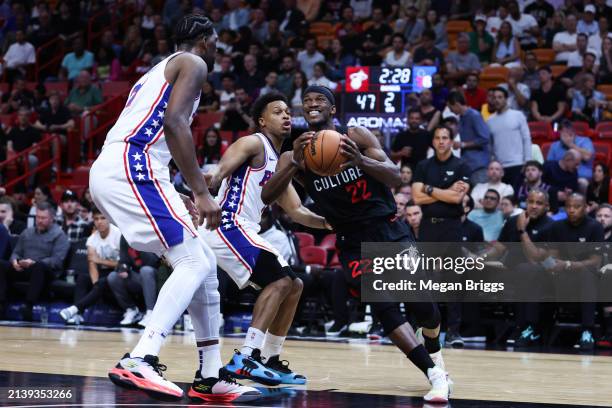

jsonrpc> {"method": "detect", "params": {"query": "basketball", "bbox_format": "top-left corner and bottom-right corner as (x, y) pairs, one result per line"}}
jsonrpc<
(303, 130), (347, 176)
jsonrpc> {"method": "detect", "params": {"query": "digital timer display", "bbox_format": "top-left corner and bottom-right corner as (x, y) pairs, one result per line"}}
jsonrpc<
(342, 66), (437, 133)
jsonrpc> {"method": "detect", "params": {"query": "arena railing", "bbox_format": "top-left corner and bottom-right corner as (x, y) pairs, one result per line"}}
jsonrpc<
(0, 134), (61, 193)
(34, 37), (66, 83)
(79, 92), (129, 163)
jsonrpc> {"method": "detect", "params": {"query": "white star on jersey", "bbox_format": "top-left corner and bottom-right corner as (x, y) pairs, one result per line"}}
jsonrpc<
(233, 176), (242, 183)
(134, 163), (144, 171)
(230, 193), (238, 201)
(227, 201), (236, 208)
(144, 128), (153, 137)
(157, 110), (164, 118)
(151, 119), (160, 128)
(136, 173), (146, 181)
(232, 185), (240, 193)
(132, 152), (142, 161)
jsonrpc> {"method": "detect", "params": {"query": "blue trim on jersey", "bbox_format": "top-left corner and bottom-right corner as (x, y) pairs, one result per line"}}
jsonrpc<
(219, 218), (262, 269)
(127, 85), (184, 247)
(220, 162), (249, 213)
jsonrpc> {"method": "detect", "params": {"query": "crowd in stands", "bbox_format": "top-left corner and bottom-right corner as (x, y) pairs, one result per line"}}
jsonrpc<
(0, 0), (611, 351)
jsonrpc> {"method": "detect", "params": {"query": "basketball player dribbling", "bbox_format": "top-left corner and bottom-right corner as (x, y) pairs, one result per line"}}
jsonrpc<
(88, 15), (260, 402)
(261, 85), (452, 402)
(201, 92), (330, 386)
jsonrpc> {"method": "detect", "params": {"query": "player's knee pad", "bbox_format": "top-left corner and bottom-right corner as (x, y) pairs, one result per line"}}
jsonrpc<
(412, 302), (441, 329)
(371, 302), (406, 335)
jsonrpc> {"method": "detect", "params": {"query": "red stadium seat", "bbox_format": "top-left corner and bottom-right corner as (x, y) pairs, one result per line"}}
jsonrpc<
(45, 81), (69, 99)
(0, 113), (15, 128)
(609, 179), (612, 204)
(194, 112), (223, 129)
(319, 234), (336, 252)
(528, 121), (554, 140)
(294, 232), (315, 248)
(593, 142), (611, 165)
(102, 81), (132, 98)
(72, 165), (91, 187)
(571, 121), (592, 137)
(596, 121), (612, 138)
(300, 246), (327, 267)
(328, 251), (342, 268)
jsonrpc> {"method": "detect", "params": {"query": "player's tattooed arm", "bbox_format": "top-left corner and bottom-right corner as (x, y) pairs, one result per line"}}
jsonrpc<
(205, 135), (262, 190)
(277, 182), (331, 230)
(340, 126), (401, 187)
(262, 151), (304, 205)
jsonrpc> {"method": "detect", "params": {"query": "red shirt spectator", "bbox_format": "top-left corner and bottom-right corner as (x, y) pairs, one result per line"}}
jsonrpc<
(463, 74), (488, 110)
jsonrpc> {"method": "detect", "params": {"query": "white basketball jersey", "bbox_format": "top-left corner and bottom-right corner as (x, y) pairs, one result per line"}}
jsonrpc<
(216, 133), (279, 231)
(102, 51), (200, 170)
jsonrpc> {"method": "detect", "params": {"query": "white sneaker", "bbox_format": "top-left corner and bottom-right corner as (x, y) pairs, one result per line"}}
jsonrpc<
(67, 314), (84, 325)
(424, 366), (452, 403)
(188, 370), (261, 402)
(108, 353), (183, 398)
(120, 307), (142, 326)
(183, 314), (194, 331)
(348, 320), (372, 334)
(60, 305), (78, 323)
(138, 310), (153, 328)
(429, 350), (446, 371)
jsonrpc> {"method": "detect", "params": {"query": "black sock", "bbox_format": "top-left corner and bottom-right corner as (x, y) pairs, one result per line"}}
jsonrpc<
(423, 333), (441, 354)
(407, 344), (435, 376)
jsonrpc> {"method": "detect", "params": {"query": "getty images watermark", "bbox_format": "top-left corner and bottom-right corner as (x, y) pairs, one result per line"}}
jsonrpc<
(360, 242), (612, 303)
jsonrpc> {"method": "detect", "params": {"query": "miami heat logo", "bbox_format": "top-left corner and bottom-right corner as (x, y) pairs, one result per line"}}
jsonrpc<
(259, 170), (274, 186)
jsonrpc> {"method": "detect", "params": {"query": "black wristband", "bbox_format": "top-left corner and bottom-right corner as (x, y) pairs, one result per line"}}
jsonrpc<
(426, 185), (434, 196)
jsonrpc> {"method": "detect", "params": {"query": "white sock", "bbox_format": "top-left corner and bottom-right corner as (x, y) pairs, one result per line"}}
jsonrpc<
(68, 305), (78, 315)
(130, 236), (213, 358)
(262, 332), (286, 361)
(131, 325), (168, 358)
(241, 327), (265, 356)
(199, 343), (223, 379)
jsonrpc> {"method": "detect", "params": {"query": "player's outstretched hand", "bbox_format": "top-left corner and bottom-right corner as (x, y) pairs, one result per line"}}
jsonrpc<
(339, 134), (363, 170)
(195, 192), (221, 230)
(293, 132), (314, 166)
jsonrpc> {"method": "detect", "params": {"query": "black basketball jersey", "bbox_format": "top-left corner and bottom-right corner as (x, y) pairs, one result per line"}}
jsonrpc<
(301, 126), (396, 232)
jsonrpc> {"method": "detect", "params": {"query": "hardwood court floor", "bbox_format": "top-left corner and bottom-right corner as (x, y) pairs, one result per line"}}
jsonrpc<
(0, 325), (611, 407)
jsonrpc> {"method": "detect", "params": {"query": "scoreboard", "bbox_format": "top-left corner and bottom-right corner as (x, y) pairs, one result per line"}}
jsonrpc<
(341, 66), (437, 133)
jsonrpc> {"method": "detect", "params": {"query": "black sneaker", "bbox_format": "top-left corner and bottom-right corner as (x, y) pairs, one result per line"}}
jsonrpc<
(506, 326), (523, 346)
(326, 321), (348, 337)
(515, 326), (541, 348)
(264, 355), (307, 384)
(445, 330), (465, 348)
(368, 322), (385, 340)
(188, 369), (261, 403)
(21, 305), (33, 322)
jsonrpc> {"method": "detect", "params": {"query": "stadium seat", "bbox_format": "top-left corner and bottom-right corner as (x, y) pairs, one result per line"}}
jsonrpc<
(328, 251), (342, 268)
(300, 246), (327, 268)
(531, 48), (556, 65)
(446, 20), (472, 35)
(102, 81), (132, 99)
(480, 66), (510, 89)
(319, 234), (337, 252)
(571, 121), (593, 137)
(528, 121), (554, 140)
(309, 22), (333, 36)
(595, 121), (612, 138)
(593, 142), (611, 165)
(72, 165), (91, 187)
(551, 65), (567, 78)
(0, 83), (9, 94)
(597, 84), (612, 100)
(45, 81), (69, 98)
(294, 232), (315, 248)
(194, 112), (223, 130)
(609, 179), (612, 204)
(0, 113), (15, 128)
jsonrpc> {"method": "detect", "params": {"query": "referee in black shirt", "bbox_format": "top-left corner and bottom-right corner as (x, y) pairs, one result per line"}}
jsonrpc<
(413, 126), (471, 242)
(413, 126), (471, 346)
